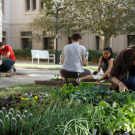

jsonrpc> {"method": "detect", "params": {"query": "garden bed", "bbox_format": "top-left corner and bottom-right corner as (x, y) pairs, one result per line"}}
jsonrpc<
(0, 83), (135, 135)
(35, 78), (111, 87)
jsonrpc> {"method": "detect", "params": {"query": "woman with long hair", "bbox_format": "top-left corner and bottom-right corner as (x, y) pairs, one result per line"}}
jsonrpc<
(96, 47), (114, 79)
(110, 45), (135, 91)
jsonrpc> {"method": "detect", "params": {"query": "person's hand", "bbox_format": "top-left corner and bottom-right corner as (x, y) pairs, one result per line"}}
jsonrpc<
(97, 69), (100, 73)
(118, 82), (128, 91)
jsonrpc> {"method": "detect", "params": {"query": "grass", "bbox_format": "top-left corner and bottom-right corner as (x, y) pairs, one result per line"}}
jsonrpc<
(14, 63), (98, 70)
(0, 84), (62, 97)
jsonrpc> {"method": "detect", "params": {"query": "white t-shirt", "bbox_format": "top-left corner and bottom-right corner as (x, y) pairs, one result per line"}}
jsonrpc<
(61, 43), (87, 73)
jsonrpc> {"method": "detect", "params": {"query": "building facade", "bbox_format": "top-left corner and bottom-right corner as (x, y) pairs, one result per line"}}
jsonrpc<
(2, 0), (135, 52)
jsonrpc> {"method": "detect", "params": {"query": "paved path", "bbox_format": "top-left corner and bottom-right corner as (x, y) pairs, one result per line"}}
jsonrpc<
(0, 67), (102, 88)
(0, 68), (60, 88)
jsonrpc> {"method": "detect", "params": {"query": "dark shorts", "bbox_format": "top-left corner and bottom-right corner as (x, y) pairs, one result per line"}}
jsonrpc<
(60, 69), (91, 78)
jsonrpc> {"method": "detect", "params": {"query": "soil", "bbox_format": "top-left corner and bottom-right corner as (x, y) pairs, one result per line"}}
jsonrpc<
(51, 78), (111, 83)
(0, 72), (28, 78)
(35, 79), (111, 87)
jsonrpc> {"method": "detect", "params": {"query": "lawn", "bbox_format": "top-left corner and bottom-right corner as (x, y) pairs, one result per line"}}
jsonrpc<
(14, 63), (98, 70)
(0, 84), (61, 97)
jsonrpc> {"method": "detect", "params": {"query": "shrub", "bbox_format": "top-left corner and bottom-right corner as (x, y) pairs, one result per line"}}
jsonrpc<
(13, 48), (62, 60)
(13, 47), (31, 59)
(13, 48), (117, 62)
(87, 49), (102, 61)
(87, 49), (117, 62)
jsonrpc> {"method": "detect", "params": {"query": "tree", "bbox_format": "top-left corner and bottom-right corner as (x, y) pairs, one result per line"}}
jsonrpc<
(27, 9), (56, 43)
(41, 0), (135, 48)
(28, 0), (135, 48)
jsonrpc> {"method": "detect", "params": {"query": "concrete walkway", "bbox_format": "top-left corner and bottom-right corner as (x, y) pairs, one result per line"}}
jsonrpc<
(0, 68), (60, 88)
(0, 65), (102, 88)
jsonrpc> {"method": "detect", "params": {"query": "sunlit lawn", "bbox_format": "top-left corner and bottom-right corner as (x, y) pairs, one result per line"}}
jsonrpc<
(15, 63), (98, 70)
(0, 84), (62, 97)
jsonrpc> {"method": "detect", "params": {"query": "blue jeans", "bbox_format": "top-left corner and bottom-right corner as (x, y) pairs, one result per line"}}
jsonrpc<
(121, 76), (135, 91)
(0, 58), (15, 72)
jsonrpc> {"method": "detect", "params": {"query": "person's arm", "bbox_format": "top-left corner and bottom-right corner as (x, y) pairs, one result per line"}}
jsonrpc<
(62, 55), (64, 64)
(102, 58), (114, 77)
(111, 77), (128, 91)
(110, 54), (128, 91)
(82, 55), (87, 66)
(1, 52), (10, 59)
(97, 57), (103, 73)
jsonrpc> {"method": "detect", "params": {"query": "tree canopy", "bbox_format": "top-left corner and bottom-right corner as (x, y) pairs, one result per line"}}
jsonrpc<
(28, 0), (135, 47)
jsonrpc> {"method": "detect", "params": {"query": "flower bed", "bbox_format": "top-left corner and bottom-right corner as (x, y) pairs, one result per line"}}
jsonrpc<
(0, 83), (135, 135)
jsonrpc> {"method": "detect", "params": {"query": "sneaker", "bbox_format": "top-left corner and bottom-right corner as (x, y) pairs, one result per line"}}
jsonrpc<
(12, 65), (16, 72)
(7, 69), (12, 73)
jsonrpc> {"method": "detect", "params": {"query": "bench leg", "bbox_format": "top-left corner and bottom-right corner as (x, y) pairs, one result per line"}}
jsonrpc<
(48, 59), (49, 63)
(38, 59), (39, 64)
(32, 58), (33, 64)
(60, 58), (61, 64)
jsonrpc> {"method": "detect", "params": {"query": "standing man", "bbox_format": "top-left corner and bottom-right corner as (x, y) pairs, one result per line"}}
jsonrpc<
(60, 33), (93, 83)
(0, 42), (16, 72)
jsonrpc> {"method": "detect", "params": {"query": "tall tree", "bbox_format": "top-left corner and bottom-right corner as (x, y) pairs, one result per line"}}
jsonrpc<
(28, 0), (135, 47)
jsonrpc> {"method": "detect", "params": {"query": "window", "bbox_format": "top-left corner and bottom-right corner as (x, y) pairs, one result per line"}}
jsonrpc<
(96, 36), (111, 50)
(68, 37), (72, 44)
(26, 0), (30, 11)
(33, 0), (36, 10)
(21, 32), (32, 49)
(21, 39), (32, 49)
(127, 35), (135, 46)
(21, 32), (32, 36)
(2, 31), (6, 37)
(41, 1), (44, 8)
(96, 36), (99, 50)
(43, 38), (54, 50)
(2, 31), (6, 45)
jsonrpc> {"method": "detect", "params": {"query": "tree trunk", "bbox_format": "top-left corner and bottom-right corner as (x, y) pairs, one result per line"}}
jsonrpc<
(103, 37), (110, 49)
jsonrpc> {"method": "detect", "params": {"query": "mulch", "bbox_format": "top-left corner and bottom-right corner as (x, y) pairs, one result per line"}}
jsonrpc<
(0, 72), (28, 77)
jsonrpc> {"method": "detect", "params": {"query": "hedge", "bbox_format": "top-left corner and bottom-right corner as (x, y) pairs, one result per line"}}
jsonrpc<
(13, 47), (117, 62)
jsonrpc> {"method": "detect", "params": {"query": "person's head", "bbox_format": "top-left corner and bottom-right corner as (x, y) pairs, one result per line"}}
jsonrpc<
(0, 42), (4, 50)
(71, 33), (81, 43)
(103, 47), (113, 59)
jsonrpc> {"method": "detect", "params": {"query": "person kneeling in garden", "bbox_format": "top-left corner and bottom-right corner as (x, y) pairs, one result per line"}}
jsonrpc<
(0, 42), (16, 73)
(110, 45), (135, 92)
(96, 47), (114, 79)
(60, 33), (93, 83)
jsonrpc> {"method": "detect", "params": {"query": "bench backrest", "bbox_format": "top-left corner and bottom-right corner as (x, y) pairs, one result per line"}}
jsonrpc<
(31, 50), (39, 58)
(31, 50), (49, 59)
(39, 50), (49, 59)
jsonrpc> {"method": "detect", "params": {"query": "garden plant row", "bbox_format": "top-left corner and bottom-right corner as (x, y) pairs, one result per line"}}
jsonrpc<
(0, 83), (135, 135)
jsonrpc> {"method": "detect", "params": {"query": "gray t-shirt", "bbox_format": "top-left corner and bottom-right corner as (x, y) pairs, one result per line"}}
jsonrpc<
(61, 43), (87, 73)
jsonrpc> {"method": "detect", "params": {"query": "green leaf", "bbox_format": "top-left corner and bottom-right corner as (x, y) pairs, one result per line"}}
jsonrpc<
(74, 90), (82, 95)
(99, 101), (110, 107)
(112, 102), (117, 108)
(87, 83), (94, 88)
(69, 94), (77, 99)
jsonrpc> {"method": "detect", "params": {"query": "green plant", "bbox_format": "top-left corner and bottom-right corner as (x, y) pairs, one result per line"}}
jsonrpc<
(13, 47), (31, 59)
(0, 119), (4, 135)
(11, 117), (17, 133)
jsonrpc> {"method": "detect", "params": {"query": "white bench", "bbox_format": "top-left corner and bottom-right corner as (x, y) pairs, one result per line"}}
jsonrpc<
(60, 51), (89, 64)
(31, 50), (55, 64)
